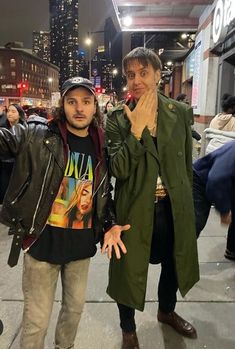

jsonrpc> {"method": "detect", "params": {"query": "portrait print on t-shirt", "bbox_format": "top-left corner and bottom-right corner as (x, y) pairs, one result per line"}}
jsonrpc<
(47, 150), (94, 229)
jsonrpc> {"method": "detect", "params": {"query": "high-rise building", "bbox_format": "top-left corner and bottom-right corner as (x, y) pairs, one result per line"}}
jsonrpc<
(49, 0), (80, 86)
(104, 17), (123, 96)
(33, 31), (51, 62)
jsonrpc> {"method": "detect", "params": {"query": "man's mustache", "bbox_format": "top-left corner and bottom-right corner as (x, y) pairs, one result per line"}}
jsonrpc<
(73, 113), (86, 118)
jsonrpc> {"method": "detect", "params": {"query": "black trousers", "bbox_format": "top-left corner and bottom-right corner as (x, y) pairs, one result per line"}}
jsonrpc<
(118, 197), (178, 332)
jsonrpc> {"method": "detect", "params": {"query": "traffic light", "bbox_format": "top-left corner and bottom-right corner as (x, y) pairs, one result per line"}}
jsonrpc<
(19, 81), (29, 91)
(95, 87), (102, 94)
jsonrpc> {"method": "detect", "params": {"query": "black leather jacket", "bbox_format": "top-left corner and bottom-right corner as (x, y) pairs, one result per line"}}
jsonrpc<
(0, 116), (116, 266)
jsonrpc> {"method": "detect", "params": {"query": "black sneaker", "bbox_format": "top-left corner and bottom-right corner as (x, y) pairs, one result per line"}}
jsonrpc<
(224, 249), (235, 261)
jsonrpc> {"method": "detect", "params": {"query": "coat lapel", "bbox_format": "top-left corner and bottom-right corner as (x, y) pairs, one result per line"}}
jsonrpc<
(157, 94), (177, 157)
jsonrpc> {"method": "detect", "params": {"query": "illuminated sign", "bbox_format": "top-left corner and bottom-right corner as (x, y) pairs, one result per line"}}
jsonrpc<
(212, 0), (235, 44)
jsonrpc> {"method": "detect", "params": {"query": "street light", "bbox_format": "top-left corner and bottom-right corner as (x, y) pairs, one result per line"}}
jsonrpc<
(122, 15), (133, 27)
(112, 68), (118, 76)
(85, 36), (92, 80)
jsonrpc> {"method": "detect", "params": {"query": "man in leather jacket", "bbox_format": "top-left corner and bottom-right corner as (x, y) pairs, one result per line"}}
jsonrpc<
(0, 77), (129, 349)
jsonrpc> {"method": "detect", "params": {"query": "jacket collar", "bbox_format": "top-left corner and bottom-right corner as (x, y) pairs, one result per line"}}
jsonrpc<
(49, 120), (104, 164)
(157, 93), (177, 154)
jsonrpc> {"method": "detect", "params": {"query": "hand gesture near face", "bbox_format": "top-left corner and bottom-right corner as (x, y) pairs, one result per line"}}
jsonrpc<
(124, 90), (157, 139)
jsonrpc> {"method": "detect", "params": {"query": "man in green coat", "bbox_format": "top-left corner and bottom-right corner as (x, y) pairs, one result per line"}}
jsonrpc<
(102, 47), (199, 349)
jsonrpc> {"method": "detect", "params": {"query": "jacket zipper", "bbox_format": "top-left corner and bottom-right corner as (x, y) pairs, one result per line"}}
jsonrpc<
(93, 171), (108, 197)
(28, 153), (52, 235)
(11, 180), (30, 205)
(92, 158), (107, 197)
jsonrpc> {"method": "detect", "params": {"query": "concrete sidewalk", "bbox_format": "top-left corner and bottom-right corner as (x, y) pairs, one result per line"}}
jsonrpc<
(1, 208), (235, 349)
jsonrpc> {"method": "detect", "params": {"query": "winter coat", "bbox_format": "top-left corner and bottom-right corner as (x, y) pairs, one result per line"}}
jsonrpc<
(106, 93), (199, 311)
(0, 116), (115, 266)
(194, 140), (235, 214)
(205, 128), (235, 154)
(209, 113), (235, 131)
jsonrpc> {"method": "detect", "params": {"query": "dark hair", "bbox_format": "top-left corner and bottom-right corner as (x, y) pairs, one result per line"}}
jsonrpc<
(27, 107), (48, 119)
(221, 95), (235, 112)
(52, 95), (103, 127)
(8, 104), (25, 122)
(104, 100), (115, 114)
(123, 47), (162, 75)
(176, 93), (187, 102)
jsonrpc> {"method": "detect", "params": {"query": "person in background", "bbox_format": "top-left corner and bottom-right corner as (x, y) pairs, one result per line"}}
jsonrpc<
(176, 93), (201, 141)
(193, 141), (235, 239)
(205, 94), (235, 154)
(209, 94), (235, 131)
(27, 107), (48, 119)
(0, 104), (25, 215)
(203, 94), (235, 259)
(103, 100), (115, 127)
(0, 77), (128, 349)
(0, 105), (7, 127)
(176, 93), (188, 104)
(103, 47), (199, 349)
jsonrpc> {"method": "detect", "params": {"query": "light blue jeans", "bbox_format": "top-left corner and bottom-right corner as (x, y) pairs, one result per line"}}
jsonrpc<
(20, 253), (90, 349)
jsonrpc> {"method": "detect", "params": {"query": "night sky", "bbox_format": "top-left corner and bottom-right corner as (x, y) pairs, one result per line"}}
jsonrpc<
(0, 0), (114, 52)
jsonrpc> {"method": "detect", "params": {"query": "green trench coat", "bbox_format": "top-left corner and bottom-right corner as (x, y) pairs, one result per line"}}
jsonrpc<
(106, 93), (199, 311)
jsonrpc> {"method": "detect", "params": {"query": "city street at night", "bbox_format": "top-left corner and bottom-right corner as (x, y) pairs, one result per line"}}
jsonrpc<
(1, 0), (235, 348)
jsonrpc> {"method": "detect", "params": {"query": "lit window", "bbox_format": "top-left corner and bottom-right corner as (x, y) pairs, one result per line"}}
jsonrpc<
(10, 58), (16, 68)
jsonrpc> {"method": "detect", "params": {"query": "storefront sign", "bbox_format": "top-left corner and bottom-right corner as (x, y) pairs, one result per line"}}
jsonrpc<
(192, 32), (203, 114)
(212, 0), (235, 44)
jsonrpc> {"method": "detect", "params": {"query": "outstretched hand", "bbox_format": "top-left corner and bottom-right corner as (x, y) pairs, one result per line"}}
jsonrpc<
(101, 224), (131, 259)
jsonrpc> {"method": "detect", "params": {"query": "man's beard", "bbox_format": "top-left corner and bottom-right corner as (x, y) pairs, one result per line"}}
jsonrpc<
(66, 118), (91, 130)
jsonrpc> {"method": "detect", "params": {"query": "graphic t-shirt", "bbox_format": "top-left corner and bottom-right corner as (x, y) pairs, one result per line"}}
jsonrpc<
(28, 131), (97, 264)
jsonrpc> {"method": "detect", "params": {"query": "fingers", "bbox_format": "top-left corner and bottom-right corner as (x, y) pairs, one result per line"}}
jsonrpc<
(121, 224), (131, 231)
(114, 244), (121, 259)
(123, 104), (131, 120)
(118, 240), (127, 254)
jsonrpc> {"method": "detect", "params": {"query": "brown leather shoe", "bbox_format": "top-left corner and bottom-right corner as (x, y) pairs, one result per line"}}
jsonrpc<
(122, 331), (140, 349)
(157, 310), (197, 339)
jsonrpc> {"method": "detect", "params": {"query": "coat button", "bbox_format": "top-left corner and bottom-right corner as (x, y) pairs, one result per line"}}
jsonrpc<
(18, 228), (22, 232)
(177, 151), (183, 157)
(45, 140), (49, 144)
(12, 218), (16, 222)
(168, 103), (174, 110)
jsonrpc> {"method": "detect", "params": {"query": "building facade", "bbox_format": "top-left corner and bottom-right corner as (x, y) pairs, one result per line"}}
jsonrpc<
(0, 47), (59, 107)
(33, 31), (51, 62)
(191, 0), (235, 139)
